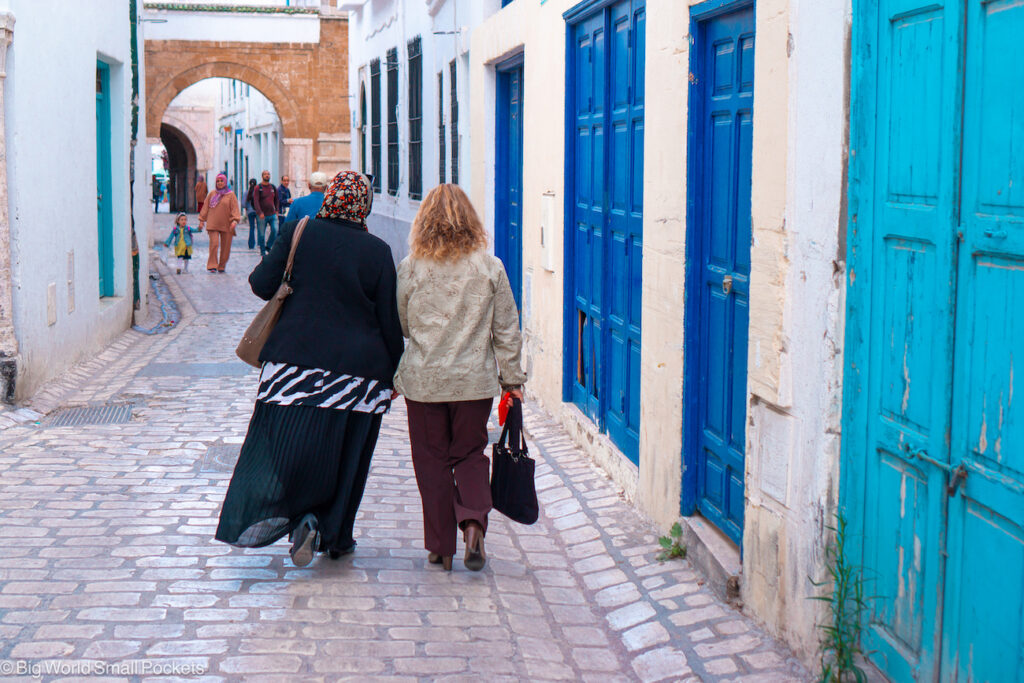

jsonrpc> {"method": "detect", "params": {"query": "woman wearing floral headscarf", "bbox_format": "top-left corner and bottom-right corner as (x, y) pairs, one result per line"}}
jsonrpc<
(216, 171), (404, 567)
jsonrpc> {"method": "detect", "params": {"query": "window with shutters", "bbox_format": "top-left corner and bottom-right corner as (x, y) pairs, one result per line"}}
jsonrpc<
(408, 37), (422, 200)
(386, 47), (399, 196)
(450, 59), (459, 185)
(370, 59), (381, 193)
(359, 82), (367, 176)
(438, 71), (446, 184)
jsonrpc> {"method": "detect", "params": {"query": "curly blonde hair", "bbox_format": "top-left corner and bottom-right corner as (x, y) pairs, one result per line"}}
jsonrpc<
(409, 184), (488, 261)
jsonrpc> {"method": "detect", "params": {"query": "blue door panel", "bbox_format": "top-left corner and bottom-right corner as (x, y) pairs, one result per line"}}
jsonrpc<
(942, 2), (1024, 680)
(568, 0), (644, 463)
(95, 61), (114, 298)
(685, 4), (753, 545)
(496, 64), (524, 310)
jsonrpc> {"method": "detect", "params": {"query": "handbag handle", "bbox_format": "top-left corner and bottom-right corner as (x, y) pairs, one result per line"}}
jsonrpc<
(498, 398), (528, 456)
(282, 216), (310, 284)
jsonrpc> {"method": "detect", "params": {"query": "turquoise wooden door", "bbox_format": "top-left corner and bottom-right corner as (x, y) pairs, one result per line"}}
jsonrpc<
(942, 2), (1024, 680)
(95, 61), (114, 297)
(845, 1), (1024, 680)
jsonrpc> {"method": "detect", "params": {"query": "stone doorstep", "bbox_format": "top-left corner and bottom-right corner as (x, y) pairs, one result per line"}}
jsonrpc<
(676, 514), (742, 607)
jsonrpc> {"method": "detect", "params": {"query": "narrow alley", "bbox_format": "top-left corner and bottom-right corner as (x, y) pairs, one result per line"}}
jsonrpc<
(0, 219), (809, 682)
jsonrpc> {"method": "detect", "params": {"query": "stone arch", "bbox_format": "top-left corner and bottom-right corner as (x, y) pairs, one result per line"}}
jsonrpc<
(160, 123), (197, 213)
(160, 111), (212, 174)
(148, 62), (303, 140)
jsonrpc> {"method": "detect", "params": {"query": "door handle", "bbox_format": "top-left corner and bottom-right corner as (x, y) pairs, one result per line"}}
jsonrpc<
(722, 275), (733, 295)
(983, 227), (1007, 239)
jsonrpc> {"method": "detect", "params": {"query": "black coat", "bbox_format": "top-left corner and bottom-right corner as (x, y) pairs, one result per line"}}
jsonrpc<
(249, 217), (404, 386)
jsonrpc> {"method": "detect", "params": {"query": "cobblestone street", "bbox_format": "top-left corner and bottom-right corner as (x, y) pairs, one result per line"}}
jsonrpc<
(0, 215), (810, 682)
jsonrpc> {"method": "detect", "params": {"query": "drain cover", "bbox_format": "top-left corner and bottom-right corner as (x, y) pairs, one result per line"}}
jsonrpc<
(201, 443), (241, 473)
(46, 403), (133, 427)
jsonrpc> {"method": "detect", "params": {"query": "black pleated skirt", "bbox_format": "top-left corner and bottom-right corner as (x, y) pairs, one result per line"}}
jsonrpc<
(215, 401), (383, 553)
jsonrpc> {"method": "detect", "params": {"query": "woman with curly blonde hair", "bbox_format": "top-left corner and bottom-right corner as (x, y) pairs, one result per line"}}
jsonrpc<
(395, 183), (526, 572)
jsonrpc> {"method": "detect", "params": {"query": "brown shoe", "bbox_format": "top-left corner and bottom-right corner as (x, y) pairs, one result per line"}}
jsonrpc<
(463, 522), (486, 572)
(428, 552), (453, 571)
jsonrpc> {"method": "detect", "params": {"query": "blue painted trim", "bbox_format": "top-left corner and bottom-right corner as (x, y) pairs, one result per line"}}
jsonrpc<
(690, 0), (754, 20)
(681, 9), (704, 516)
(561, 18), (575, 405)
(564, 0), (617, 23)
(495, 51), (525, 71)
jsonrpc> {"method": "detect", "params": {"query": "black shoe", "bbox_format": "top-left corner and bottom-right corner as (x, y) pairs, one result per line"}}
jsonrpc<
(327, 545), (355, 560)
(289, 514), (318, 567)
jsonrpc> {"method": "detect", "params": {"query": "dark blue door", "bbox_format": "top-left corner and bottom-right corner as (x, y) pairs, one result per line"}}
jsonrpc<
(684, 4), (754, 545)
(496, 61), (524, 310)
(567, 0), (645, 464)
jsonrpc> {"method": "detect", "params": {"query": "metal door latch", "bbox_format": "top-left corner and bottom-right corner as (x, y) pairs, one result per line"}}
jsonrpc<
(946, 464), (968, 497)
(722, 275), (732, 294)
(900, 443), (968, 497)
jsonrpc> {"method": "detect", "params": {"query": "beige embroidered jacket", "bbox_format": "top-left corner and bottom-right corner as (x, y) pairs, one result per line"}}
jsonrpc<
(394, 250), (527, 402)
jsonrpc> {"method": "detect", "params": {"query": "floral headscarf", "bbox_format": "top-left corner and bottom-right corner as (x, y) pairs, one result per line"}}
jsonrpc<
(315, 171), (373, 228)
(208, 173), (232, 209)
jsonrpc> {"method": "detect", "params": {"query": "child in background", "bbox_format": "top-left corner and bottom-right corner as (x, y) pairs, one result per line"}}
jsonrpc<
(164, 212), (201, 274)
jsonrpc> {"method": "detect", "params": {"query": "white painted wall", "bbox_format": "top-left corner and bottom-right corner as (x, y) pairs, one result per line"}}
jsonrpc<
(1, 0), (149, 400)
(142, 8), (320, 44)
(346, 0), (502, 260)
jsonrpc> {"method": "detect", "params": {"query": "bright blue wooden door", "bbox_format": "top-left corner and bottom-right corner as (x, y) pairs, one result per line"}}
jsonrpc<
(846, 1), (1024, 679)
(685, 4), (753, 545)
(942, 2), (1024, 680)
(95, 61), (114, 298)
(496, 63), (524, 310)
(567, 0), (644, 464)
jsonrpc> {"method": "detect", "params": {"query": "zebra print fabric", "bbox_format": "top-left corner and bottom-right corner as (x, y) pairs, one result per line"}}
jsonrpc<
(256, 362), (392, 414)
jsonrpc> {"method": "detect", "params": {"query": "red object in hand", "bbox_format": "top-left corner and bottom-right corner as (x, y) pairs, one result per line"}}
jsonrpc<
(498, 391), (512, 426)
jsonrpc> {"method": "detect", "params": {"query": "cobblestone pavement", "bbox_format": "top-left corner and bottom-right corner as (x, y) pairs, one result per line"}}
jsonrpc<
(0, 214), (810, 682)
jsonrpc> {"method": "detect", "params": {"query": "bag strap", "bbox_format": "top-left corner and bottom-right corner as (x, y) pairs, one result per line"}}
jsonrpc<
(498, 399), (528, 455)
(282, 216), (310, 284)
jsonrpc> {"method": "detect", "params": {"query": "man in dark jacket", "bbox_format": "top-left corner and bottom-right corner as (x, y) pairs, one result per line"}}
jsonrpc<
(254, 169), (279, 255)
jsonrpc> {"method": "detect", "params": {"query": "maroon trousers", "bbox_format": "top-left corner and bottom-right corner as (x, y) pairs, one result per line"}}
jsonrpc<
(406, 397), (493, 557)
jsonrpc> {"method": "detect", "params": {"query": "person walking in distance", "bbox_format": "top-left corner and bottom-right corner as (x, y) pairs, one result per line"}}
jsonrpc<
(244, 178), (259, 251)
(254, 169), (280, 254)
(198, 173), (241, 273)
(277, 174), (292, 227)
(394, 184), (527, 572)
(216, 171), (403, 566)
(194, 174), (208, 214)
(284, 171), (328, 223)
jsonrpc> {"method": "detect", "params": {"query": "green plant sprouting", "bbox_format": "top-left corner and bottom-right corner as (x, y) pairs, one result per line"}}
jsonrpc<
(811, 512), (871, 683)
(657, 522), (687, 561)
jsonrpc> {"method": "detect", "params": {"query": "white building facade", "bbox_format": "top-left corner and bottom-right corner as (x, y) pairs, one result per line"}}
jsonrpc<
(347, 0), (507, 261)
(0, 0), (151, 402)
(215, 79), (284, 197)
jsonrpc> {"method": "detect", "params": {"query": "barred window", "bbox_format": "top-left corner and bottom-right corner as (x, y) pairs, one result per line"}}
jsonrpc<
(386, 47), (399, 196)
(407, 37), (423, 200)
(438, 71), (446, 184)
(370, 59), (381, 193)
(450, 59), (459, 185)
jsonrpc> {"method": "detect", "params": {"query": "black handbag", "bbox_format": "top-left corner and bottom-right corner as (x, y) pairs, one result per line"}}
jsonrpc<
(490, 399), (539, 525)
